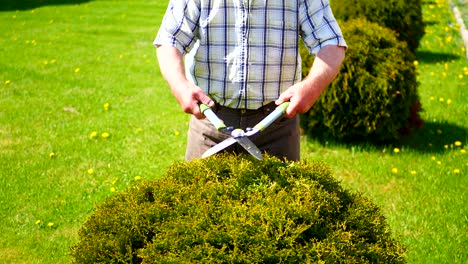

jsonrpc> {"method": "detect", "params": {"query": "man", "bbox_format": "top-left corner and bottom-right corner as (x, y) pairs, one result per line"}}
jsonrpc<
(155, 0), (346, 161)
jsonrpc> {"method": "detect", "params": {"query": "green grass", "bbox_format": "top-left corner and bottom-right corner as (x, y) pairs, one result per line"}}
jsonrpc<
(453, 0), (468, 27)
(0, 0), (467, 263)
(302, 2), (468, 262)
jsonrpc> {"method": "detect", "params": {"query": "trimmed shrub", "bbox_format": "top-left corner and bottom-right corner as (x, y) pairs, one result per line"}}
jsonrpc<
(330, 0), (425, 53)
(70, 155), (406, 263)
(300, 19), (422, 142)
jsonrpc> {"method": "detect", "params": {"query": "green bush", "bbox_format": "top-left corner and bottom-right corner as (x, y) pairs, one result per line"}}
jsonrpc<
(70, 155), (406, 263)
(330, 0), (425, 53)
(301, 19), (422, 142)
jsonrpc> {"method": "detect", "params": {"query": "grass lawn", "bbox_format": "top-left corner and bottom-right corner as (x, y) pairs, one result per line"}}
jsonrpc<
(0, 0), (466, 263)
(453, 0), (468, 27)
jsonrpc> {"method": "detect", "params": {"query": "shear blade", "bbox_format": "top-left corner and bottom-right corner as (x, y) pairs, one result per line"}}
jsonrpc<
(235, 137), (262, 160)
(202, 136), (262, 160)
(202, 137), (237, 158)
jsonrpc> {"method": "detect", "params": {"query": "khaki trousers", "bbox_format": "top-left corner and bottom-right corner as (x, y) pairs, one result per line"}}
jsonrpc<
(186, 103), (300, 161)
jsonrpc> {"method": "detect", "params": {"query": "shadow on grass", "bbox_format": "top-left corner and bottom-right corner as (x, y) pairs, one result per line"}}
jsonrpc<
(304, 121), (467, 154)
(399, 121), (467, 153)
(416, 50), (461, 64)
(0, 0), (92, 11)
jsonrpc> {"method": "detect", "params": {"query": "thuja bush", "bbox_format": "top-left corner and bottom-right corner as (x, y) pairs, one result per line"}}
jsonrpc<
(71, 155), (406, 263)
(330, 0), (424, 53)
(300, 19), (422, 142)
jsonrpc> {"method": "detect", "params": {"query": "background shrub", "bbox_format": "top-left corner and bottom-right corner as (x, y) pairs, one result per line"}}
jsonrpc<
(300, 19), (422, 142)
(330, 0), (425, 53)
(71, 155), (406, 263)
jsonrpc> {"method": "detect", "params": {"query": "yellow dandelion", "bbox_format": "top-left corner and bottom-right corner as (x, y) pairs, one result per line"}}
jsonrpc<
(446, 99), (452, 105)
(459, 74), (464, 79)
(74, 68), (80, 73)
(442, 72), (447, 77)
(5, 80), (11, 85)
(437, 161), (442, 165)
(410, 170), (417, 175)
(392, 168), (398, 174)
(35, 220), (41, 225)
(453, 169), (460, 174)
(430, 96), (435, 101)
(393, 148), (400, 153)
(110, 187), (116, 192)
(455, 141), (462, 147)
(413, 60), (419, 66)
(101, 132), (110, 138)
(439, 97), (444, 102)
(103, 102), (109, 111)
(89, 131), (97, 139)
(174, 131), (180, 136)
(431, 156), (436, 161)
(461, 149), (466, 154)
(47, 222), (54, 227)
(51, 59), (57, 64)
(49, 152), (56, 158)
(134, 175), (142, 181)
(444, 145), (449, 149)
(87, 168), (94, 175)
(136, 127), (143, 132)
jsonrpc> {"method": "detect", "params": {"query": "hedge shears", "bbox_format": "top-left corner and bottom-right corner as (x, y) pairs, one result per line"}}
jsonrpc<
(199, 102), (290, 160)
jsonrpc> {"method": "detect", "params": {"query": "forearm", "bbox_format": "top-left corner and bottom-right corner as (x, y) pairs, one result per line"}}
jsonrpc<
(155, 45), (214, 117)
(276, 45), (345, 117)
(156, 45), (190, 94)
(303, 45), (345, 93)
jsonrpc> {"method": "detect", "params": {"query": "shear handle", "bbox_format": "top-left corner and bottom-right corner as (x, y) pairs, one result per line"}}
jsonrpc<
(253, 102), (290, 131)
(199, 103), (227, 131)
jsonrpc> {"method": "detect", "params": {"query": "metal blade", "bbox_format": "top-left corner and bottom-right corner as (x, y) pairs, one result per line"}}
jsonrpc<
(235, 137), (262, 160)
(202, 137), (237, 158)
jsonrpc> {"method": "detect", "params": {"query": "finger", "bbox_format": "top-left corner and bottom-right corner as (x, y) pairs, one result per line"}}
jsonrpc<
(193, 98), (212, 119)
(275, 91), (292, 105)
(193, 104), (206, 119)
(196, 92), (215, 108)
(284, 99), (299, 118)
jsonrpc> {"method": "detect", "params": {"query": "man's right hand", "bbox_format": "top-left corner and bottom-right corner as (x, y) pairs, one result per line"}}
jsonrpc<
(174, 82), (215, 119)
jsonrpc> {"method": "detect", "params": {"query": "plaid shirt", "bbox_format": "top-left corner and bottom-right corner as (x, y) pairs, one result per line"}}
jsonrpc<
(155, 0), (346, 109)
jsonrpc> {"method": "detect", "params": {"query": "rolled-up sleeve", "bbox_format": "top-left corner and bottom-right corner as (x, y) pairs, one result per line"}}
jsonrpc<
(300, 0), (347, 55)
(154, 0), (200, 55)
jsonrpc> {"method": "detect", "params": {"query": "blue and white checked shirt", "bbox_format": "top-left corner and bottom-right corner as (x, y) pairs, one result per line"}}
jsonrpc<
(155, 0), (347, 109)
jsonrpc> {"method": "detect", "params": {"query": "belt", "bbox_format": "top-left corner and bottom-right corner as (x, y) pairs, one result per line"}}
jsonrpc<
(214, 102), (276, 116)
